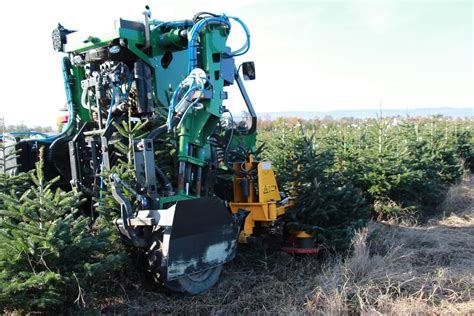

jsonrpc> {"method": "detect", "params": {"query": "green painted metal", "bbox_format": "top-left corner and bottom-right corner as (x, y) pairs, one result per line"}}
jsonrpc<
(176, 27), (229, 194)
(61, 17), (256, 202)
(159, 194), (196, 208)
(71, 66), (89, 122)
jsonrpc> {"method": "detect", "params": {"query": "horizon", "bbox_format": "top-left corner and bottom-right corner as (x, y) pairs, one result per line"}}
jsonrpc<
(0, 0), (472, 127)
(4, 107), (473, 129)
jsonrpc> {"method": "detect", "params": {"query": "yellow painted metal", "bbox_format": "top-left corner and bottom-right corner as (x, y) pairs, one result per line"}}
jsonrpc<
(229, 159), (295, 243)
(257, 162), (281, 202)
(232, 156), (281, 203)
(295, 231), (313, 238)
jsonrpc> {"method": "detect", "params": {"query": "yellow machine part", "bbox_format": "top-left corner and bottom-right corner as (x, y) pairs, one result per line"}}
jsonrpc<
(229, 158), (295, 243)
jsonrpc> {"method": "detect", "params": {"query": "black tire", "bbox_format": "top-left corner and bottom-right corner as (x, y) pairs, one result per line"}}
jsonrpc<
(164, 265), (223, 295)
(146, 232), (224, 295)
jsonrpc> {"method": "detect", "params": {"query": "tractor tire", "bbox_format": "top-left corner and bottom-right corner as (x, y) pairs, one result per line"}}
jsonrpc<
(146, 231), (224, 295)
(164, 265), (223, 295)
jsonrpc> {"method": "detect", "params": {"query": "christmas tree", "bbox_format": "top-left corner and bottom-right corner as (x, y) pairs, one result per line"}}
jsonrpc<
(0, 147), (126, 312)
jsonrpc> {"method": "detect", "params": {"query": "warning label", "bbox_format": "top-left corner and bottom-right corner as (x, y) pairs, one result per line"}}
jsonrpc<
(263, 184), (277, 194)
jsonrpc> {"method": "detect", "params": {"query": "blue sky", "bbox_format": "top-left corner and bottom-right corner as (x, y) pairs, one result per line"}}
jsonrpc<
(0, 0), (472, 126)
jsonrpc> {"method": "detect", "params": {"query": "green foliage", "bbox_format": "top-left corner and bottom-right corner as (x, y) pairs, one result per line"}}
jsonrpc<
(262, 125), (371, 250)
(259, 119), (307, 193)
(0, 138), (31, 209)
(259, 116), (472, 249)
(0, 149), (126, 312)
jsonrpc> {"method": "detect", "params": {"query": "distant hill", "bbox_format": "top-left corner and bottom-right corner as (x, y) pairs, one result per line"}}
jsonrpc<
(258, 107), (473, 120)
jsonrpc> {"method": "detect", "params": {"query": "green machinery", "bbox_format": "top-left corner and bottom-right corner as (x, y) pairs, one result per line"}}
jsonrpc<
(5, 8), (317, 294)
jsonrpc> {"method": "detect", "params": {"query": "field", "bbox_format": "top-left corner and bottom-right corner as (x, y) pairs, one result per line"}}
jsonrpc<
(80, 175), (472, 314)
(0, 116), (473, 314)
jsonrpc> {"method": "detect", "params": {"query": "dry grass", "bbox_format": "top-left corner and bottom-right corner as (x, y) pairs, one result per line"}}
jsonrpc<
(92, 177), (474, 314)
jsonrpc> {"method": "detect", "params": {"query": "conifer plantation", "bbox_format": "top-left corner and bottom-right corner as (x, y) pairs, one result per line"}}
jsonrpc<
(0, 115), (472, 313)
(259, 116), (472, 249)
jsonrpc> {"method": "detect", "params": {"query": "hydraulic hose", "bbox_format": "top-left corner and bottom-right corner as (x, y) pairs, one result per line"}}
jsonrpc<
(223, 16), (251, 57)
(6, 131), (50, 138)
(167, 69), (206, 131)
(155, 164), (174, 195)
(187, 15), (251, 73)
(16, 57), (75, 144)
(46, 56), (77, 177)
(221, 110), (254, 177)
(46, 57), (75, 142)
(47, 134), (74, 180)
(165, 14), (251, 133)
(187, 17), (231, 73)
(149, 117), (180, 139)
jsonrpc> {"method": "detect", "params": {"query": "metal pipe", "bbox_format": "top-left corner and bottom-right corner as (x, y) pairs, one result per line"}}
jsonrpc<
(177, 161), (186, 193)
(195, 166), (202, 196)
(96, 97), (103, 130)
(235, 69), (257, 134)
(185, 145), (194, 195)
(143, 7), (151, 51)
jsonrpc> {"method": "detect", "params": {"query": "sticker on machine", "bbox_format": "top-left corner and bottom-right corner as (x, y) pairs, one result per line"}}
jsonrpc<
(263, 184), (277, 194)
(261, 162), (272, 170)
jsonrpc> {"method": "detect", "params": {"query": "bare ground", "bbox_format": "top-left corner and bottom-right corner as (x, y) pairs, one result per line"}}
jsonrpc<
(93, 178), (474, 315)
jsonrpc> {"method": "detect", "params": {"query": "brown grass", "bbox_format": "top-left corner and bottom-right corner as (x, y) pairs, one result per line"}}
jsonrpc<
(92, 177), (474, 314)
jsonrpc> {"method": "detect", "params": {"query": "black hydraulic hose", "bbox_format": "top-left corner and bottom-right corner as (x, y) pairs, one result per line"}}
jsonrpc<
(222, 111), (251, 176)
(48, 134), (74, 179)
(148, 123), (168, 140)
(222, 110), (234, 167)
(155, 164), (174, 195)
(192, 11), (219, 22)
(48, 56), (77, 179)
(149, 116), (180, 139)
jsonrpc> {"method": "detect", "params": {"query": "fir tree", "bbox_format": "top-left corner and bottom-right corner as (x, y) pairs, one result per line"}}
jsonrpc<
(0, 136), (31, 208)
(0, 148), (126, 312)
(283, 131), (371, 251)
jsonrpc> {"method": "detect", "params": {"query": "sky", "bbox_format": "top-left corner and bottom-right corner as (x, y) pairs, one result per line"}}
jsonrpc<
(0, 0), (472, 126)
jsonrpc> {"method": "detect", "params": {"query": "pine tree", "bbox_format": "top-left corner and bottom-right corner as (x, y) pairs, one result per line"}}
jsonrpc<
(0, 148), (126, 312)
(261, 123), (370, 251)
(0, 136), (31, 208)
(284, 130), (371, 251)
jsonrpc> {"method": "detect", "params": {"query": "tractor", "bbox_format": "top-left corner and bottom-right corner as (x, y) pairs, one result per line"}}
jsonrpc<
(2, 8), (317, 294)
